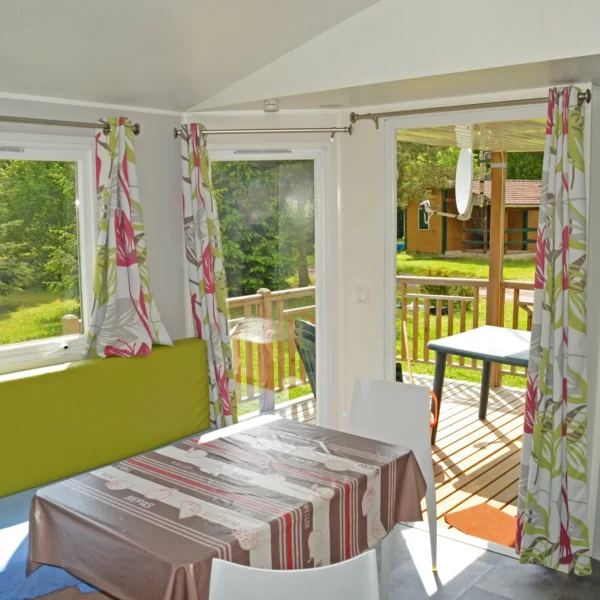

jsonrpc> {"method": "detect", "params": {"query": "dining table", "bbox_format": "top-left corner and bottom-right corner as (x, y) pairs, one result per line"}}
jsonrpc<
(28, 415), (426, 600)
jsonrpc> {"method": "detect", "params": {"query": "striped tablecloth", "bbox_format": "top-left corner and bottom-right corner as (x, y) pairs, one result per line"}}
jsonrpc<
(28, 416), (425, 600)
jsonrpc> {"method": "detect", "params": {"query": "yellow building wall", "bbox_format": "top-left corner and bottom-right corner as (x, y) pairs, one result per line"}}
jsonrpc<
(506, 208), (539, 251)
(444, 193), (464, 251)
(405, 190), (443, 254)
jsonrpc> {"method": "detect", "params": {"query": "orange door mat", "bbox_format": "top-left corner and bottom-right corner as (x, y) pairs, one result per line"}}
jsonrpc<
(444, 503), (517, 548)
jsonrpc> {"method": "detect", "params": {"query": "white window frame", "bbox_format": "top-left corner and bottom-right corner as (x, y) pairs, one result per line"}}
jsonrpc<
(188, 142), (334, 427)
(0, 133), (96, 375)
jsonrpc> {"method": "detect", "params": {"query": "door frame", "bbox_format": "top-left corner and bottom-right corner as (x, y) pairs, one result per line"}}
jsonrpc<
(380, 94), (600, 557)
(381, 103), (548, 381)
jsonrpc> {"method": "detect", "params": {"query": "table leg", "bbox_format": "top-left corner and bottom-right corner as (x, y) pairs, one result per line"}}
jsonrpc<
(479, 361), (492, 420)
(431, 352), (446, 444)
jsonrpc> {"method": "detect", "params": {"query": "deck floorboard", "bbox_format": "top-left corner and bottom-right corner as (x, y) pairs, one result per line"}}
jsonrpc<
(415, 375), (524, 532)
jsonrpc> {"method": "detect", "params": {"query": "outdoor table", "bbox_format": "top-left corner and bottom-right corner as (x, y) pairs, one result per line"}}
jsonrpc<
(427, 325), (530, 443)
(28, 415), (426, 600)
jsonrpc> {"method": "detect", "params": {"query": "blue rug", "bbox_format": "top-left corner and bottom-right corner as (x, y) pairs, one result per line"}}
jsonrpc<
(0, 489), (98, 599)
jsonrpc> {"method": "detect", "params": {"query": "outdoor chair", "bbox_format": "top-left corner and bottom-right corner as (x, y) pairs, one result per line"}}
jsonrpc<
(294, 319), (316, 398)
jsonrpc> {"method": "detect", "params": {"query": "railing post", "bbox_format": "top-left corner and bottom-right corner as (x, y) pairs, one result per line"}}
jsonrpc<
(257, 288), (275, 413)
(62, 314), (81, 335)
(401, 282), (408, 359)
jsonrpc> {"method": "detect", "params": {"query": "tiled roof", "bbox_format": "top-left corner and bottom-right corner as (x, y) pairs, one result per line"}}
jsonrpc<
(475, 179), (541, 207)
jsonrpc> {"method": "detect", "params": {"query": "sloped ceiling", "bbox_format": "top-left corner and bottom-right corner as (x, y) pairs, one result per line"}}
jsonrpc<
(191, 0), (600, 112)
(0, 0), (379, 111)
(207, 54), (600, 112)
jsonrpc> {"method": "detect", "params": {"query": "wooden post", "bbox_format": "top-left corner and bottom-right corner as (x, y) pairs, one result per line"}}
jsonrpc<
(401, 283), (408, 359)
(257, 288), (275, 413)
(487, 152), (507, 387)
(61, 314), (81, 335)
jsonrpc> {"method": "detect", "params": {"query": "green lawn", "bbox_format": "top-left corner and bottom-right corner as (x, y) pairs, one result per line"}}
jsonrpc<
(0, 291), (80, 346)
(397, 252), (535, 282)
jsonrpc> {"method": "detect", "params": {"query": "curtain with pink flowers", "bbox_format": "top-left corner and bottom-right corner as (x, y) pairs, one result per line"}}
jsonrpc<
(86, 117), (172, 357)
(180, 123), (237, 429)
(516, 87), (590, 575)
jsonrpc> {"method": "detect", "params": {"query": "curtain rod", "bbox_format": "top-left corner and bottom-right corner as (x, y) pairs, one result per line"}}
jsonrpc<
(349, 89), (592, 129)
(0, 115), (141, 135)
(173, 126), (352, 138)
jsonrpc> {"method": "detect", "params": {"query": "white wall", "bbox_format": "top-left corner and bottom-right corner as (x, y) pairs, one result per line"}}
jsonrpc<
(0, 99), (186, 340)
(194, 0), (600, 110)
(336, 124), (386, 423)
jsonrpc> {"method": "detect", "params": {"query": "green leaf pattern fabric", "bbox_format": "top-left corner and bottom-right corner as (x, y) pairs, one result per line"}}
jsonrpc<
(180, 124), (237, 429)
(86, 117), (172, 358)
(516, 87), (590, 575)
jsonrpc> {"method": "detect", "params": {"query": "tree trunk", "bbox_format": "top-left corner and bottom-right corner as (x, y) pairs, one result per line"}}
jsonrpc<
(297, 241), (310, 288)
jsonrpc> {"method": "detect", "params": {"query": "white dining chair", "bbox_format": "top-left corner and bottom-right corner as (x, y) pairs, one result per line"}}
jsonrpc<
(208, 550), (379, 600)
(348, 377), (437, 571)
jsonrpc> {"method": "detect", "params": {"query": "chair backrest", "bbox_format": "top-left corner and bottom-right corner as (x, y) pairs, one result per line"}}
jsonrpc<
(348, 377), (432, 476)
(295, 319), (316, 342)
(294, 320), (316, 397)
(208, 550), (379, 600)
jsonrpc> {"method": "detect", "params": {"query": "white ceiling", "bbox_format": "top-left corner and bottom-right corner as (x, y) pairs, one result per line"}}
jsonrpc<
(203, 54), (600, 112)
(396, 120), (547, 153)
(0, 0), (379, 111)
(190, 0), (600, 112)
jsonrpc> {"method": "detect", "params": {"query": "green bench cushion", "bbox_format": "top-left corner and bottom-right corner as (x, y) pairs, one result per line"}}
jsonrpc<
(0, 338), (210, 497)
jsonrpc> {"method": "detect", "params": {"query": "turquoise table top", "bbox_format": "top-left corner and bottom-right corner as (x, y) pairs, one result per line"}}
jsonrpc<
(427, 325), (530, 368)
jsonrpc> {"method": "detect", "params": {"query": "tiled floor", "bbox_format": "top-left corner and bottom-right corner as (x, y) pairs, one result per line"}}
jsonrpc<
(41, 525), (600, 599)
(379, 525), (599, 600)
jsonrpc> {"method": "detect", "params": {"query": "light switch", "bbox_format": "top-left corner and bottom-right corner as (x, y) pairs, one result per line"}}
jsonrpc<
(355, 286), (369, 303)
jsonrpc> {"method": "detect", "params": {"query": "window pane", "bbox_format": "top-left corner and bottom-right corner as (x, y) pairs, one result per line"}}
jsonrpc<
(212, 159), (316, 420)
(0, 160), (81, 346)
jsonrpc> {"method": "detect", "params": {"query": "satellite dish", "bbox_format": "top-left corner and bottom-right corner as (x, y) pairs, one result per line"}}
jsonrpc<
(420, 147), (475, 222)
(455, 148), (474, 221)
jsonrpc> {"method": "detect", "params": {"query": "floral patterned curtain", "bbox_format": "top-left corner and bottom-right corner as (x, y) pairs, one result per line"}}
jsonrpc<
(86, 117), (172, 357)
(180, 123), (237, 429)
(516, 87), (590, 575)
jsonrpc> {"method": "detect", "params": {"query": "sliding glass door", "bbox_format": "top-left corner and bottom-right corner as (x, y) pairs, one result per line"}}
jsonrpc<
(210, 150), (320, 422)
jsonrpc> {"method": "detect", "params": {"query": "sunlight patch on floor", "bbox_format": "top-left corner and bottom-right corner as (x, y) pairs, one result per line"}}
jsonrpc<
(0, 521), (28, 570)
(400, 526), (487, 597)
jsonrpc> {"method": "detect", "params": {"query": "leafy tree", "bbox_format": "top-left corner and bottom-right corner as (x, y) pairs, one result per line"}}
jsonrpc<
(0, 159), (79, 297)
(397, 143), (475, 208)
(0, 203), (33, 295)
(212, 160), (314, 296)
(507, 152), (543, 180)
(43, 224), (79, 295)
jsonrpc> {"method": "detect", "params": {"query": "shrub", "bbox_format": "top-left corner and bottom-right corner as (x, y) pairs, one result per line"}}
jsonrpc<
(418, 267), (474, 312)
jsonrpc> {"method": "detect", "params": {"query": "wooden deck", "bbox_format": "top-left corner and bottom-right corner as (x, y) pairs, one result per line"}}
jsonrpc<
(414, 374), (524, 530)
(275, 375), (524, 538)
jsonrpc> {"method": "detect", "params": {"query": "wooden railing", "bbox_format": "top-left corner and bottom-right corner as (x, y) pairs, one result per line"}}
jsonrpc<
(227, 286), (315, 410)
(397, 275), (534, 379)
